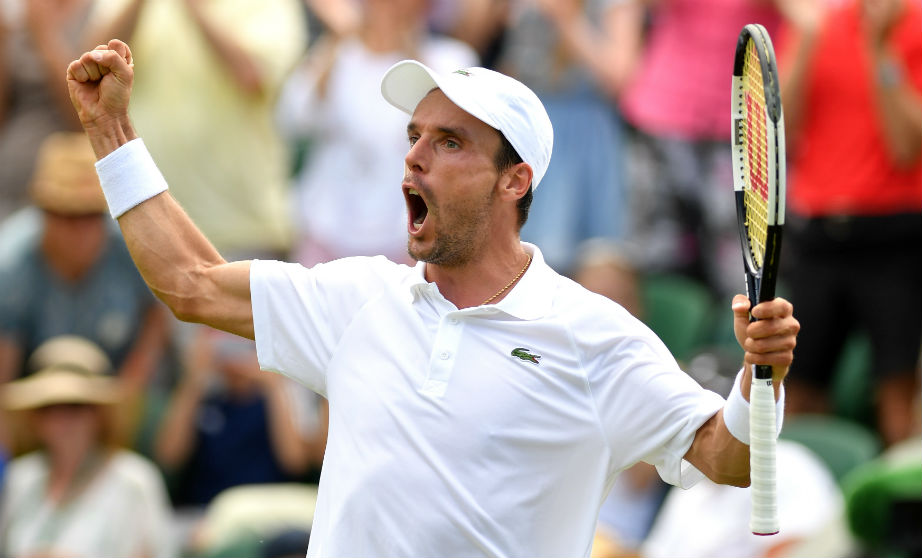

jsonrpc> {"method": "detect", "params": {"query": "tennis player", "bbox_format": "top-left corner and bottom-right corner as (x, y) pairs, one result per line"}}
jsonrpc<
(66, 40), (799, 557)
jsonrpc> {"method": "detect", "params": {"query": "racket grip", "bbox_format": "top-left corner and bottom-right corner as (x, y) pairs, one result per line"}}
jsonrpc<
(750, 373), (779, 535)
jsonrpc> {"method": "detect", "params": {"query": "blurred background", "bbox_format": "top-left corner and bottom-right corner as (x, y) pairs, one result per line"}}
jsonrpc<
(0, 0), (919, 557)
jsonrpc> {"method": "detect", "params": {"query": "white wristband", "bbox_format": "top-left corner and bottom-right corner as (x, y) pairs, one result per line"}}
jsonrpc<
(723, 367), (786, 444)
(95, 138), (168, 219)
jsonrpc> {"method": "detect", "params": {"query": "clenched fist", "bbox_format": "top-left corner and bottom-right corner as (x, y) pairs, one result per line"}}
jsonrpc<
(66, 39), (137, 158)
(732, 294), (800, 399)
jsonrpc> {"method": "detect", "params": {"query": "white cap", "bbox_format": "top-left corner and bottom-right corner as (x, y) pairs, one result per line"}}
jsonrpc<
(381, 60), (554, 190)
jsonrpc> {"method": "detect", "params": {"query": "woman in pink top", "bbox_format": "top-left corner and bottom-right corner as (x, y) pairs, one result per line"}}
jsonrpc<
(619, 0), (781, 300)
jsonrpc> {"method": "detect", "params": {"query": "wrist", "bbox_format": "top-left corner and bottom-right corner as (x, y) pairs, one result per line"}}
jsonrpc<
(723, 368), (786, 445)
(83, 115), (139, 159)
(95, 138), (169, 218)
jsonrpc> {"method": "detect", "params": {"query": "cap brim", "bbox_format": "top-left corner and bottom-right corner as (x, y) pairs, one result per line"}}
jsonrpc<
(381, 60), (440, 115)
(381, 60), (499, 130)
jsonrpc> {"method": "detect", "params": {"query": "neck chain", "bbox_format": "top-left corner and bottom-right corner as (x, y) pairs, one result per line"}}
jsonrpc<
(481, 254), (532, 306)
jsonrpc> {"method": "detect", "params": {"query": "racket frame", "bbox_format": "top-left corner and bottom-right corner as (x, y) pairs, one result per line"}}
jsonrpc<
(732, 23), (786, 317)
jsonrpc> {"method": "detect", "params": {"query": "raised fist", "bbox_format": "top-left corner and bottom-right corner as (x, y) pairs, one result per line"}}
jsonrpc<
(66, 39), (134, 135)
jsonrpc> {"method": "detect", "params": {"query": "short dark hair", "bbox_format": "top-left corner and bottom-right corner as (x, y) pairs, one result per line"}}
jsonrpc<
(494, 134), (532, 230)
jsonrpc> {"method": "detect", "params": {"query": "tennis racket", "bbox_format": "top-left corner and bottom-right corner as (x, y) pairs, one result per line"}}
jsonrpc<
(731, 23), (785, 536)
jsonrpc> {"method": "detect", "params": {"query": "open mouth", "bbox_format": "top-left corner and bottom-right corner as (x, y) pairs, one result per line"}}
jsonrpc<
(405, 187), (429, 234)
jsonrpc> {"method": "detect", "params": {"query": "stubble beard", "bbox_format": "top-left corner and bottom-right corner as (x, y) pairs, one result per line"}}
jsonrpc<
(407, 186), (496, 267)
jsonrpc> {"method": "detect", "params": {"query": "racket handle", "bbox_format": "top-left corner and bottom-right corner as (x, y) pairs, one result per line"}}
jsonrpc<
(750, 370), (779, 535)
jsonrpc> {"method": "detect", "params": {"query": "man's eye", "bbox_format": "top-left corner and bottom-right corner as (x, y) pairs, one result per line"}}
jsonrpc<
(408, 136), (419, 146)
(445, 140), (459, 149)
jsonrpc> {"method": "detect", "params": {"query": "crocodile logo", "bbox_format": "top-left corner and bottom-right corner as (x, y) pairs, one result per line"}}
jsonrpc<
(453, 69), (472, 77)
(511, 347), (541, 365)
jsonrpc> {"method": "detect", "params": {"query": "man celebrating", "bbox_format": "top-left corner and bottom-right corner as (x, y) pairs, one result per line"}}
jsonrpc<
(66, 40), (798, 557)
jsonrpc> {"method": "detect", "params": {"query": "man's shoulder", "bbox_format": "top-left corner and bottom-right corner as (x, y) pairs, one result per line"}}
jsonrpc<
(255, 255), (409, 278)
(548, 274), (666, 354)
(253, 255), (417, 296)
(552, 274), (636, 322)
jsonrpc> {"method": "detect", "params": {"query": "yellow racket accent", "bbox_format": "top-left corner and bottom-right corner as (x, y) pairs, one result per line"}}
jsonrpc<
(743, 38), (770, 269)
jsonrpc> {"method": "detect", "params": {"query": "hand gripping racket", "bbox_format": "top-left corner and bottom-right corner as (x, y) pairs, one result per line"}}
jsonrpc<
(731, 23), (785, 536)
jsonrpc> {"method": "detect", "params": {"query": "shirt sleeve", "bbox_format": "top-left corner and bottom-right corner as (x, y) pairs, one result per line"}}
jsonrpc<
(250, 257), (392, 397)
(584, 318), (724, 488)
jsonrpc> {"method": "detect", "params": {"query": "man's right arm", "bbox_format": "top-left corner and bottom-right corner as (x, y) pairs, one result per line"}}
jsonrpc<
(67, 40), (255, 339)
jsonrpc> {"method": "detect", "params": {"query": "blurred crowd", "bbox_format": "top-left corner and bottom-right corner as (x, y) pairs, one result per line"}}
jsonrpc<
(0, 0), (919, 557)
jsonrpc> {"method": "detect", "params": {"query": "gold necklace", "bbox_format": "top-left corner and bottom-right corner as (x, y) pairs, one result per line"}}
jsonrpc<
(481, 254), (532, 306)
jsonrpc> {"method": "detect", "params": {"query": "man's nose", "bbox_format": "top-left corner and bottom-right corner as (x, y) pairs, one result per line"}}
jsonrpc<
(405, 138), (429, 173)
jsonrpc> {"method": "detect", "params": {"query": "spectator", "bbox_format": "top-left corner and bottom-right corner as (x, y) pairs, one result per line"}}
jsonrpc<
(640, 440), (851, 558)
(276, 0), (478, 266)
(154, 329), (314, 508)
(496, 0), (642, 275)
(185, 484), (316, 557)
(86, 0), (307, 259)
(618, 0), (782, 299)
(777, 0), (922, 446)
(0, 344), (175, 558)
(0, 0), (92, 223)
(0, 133), (169, 443)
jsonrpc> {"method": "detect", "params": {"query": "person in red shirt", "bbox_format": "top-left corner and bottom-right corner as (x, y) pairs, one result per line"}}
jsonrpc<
(778, 0), (922, 446)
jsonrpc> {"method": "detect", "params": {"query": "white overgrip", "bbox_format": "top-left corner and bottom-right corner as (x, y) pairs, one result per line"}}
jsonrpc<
(750, 376), (779, 535)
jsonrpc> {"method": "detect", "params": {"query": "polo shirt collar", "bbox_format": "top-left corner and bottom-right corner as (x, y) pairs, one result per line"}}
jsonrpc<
(406, 243), (557, 320)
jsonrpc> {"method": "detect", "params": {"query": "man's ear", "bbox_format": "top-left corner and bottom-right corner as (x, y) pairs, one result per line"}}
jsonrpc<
(498, 162), (533, 201)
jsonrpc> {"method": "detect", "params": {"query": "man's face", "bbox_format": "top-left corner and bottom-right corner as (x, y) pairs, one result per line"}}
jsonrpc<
(402, 89), (503, 266)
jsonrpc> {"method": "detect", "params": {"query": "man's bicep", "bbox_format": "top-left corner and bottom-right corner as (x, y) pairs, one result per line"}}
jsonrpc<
(198, 260), (255, 339)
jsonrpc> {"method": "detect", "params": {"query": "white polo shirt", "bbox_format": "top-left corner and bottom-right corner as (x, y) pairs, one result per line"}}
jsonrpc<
(251, 244), (724, 558)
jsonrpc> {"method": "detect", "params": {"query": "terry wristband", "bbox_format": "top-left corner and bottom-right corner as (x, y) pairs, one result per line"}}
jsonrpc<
(723, 367), (785, 445)
(95, 138), (169, 219)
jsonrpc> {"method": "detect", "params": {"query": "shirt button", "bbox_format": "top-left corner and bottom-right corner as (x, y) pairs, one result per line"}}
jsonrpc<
(440, 351), (451, 360)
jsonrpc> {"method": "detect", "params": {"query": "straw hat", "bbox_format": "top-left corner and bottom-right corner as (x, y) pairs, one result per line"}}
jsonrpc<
(2, 365), (118, 412)
(27, 335), (113, 376)
(29, 132), (107, 215)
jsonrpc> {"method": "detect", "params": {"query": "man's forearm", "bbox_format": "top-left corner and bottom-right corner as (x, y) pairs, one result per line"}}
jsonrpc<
(116, 187), (226, 320)
(92, 134), (226, 323)
(685, 410), (751, 487)
(99, 144), (254, 338)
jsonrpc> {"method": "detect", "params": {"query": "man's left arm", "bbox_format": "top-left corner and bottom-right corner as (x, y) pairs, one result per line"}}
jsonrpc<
(684, 296), (800, 487)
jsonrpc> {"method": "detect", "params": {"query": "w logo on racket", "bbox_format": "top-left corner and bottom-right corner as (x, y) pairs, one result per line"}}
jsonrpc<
(745, 91), (769, 202)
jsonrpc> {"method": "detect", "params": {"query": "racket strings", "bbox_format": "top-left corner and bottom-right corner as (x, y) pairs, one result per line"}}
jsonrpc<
(742, 39), (770, 267)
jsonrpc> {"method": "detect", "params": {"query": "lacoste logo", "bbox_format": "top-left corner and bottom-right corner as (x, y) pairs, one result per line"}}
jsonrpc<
(453, 69), (472, 77)
(511, 347), (541, 365)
